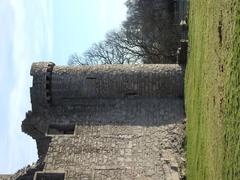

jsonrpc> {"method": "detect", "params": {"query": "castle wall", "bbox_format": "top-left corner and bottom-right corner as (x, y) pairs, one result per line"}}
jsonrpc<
(30, 63), (184, 112)
(43, 123), (184, 180)
(19, 62), (186, 179)
(23, 98), (184, 158)
(0, 175), (11, 180)
(41, 98), (185, 180)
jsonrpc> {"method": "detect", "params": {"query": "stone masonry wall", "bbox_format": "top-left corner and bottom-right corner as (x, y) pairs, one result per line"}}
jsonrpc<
(42, 98), (185, 180)
(30, 63), (184, 112)
(23, 98), (185, 159)
(18, 62), (186, 180)
(0, 175), (11, 180)
(43, 123), (185, 180)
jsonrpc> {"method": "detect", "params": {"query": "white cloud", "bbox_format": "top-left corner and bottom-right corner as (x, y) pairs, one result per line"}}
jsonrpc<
(0, 0), (53, 173)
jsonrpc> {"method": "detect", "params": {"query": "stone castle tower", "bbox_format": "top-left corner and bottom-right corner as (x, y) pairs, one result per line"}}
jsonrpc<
(0, 1), (189, 179)
(0, 62), (186, 180)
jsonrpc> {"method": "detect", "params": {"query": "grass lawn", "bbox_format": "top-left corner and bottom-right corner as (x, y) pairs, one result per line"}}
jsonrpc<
(185, 0), (240, 179)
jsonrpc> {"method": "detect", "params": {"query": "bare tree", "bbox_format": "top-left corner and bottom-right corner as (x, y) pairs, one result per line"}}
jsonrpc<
(68, 53), (87, 65)
(68, 33), (141, 66)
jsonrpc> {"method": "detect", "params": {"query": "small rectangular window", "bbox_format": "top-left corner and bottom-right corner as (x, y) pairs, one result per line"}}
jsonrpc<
(47, 124), (75, 135)
(34, 172), (65, 180)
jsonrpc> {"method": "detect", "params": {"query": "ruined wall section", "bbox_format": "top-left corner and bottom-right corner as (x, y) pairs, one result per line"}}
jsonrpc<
(23, 97), (184, 157)
(43, 124), (185, 179)
(42, 99), (185, 179)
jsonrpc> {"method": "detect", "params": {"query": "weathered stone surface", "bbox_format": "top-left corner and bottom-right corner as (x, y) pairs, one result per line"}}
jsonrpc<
(0, 175), (12, 180)
(43, 122), (185, 179)
(29, 64), (184, 113)
(5, 62), (186, 180)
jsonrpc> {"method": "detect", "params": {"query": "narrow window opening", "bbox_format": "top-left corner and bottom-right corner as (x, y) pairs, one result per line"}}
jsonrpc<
(46, 76), (50, 81)
(86, 77), (96, 80)
(35, 173), (65, 180)
(47, 124), (75, 135)
(46, 84), (50, 89)
(126, 92), (138, 96)
(46, 92), (50, 97)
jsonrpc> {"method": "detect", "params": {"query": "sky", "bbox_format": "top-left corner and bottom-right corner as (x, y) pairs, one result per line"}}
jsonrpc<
(0, 0), (127, 174)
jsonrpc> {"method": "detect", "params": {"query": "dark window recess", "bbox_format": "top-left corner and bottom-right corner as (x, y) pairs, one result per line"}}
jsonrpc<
(86, 77), (96, 80)
(46, 84), (50, 89)
(35, 173), (65, 180)
(126, 92), (138, 96)
(46, 92), (50, 97)
(47, 124), (75, 135)
(46, 76), (50, 81)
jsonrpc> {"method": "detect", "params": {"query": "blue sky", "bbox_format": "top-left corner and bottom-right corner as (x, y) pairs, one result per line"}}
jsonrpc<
(0, 0), (127, 174)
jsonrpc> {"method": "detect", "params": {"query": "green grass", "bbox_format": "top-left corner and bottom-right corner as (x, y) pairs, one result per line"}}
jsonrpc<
(185, 0), (240, 179)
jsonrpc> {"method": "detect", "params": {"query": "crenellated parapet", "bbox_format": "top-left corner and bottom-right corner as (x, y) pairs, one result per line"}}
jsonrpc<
(30, 62), (55, 111)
